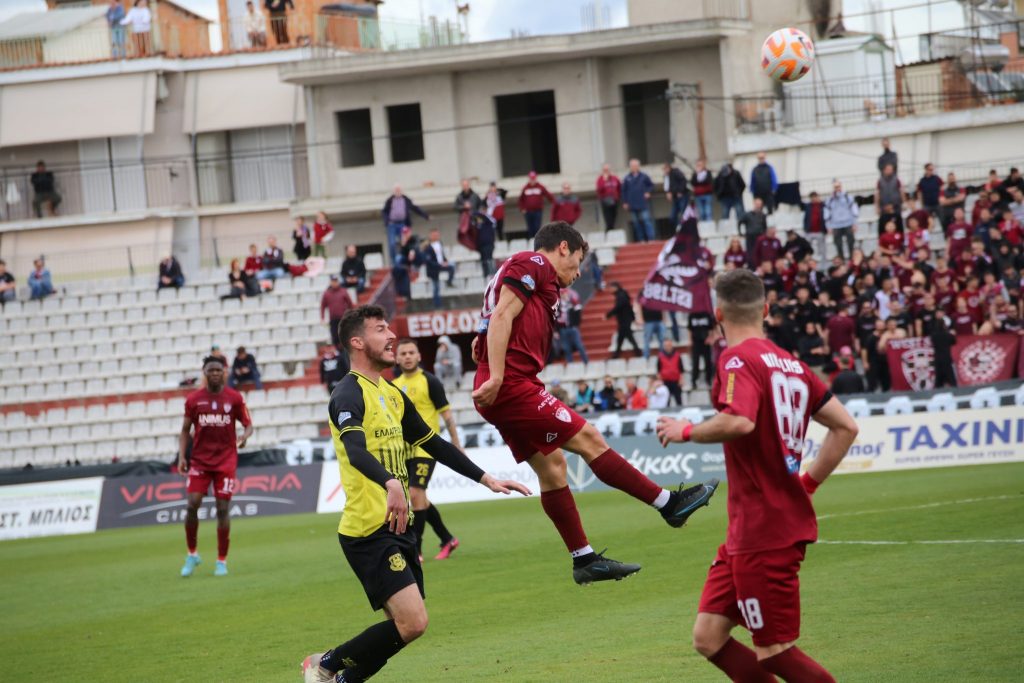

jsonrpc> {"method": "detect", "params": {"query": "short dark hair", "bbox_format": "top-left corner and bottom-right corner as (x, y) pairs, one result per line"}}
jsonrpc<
(396, 337), (418, 349)
(715, 269), (766, 326)
(339, 305), (386, 353)
(202, 355), (225, 367)
(534, 221), (589, 258)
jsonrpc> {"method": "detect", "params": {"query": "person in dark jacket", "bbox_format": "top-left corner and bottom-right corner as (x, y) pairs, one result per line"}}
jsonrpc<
(221, 258), (259, 300)
(749, 151), (778, 214)
(340, 244), (367, 293)
(454, 179), (481, 214)
(391, 227), (420, 298)
(877, 137), (898, 175)
(30, 161), (62, 218)
(264, 0), (293, 45)
(605, 282), (640, 358)
(420, 229), (456, 307)
(687, 311), (714, 389)
(714, 162), (746, 219)
(622, 159), (655, 242)
(784, 229), (813, 264)
(738, 197), (768, 265)
(830, 368), (866, 394)
(229, 346), (262, 389)
(662, 161), (689, 229)
(319, 345), (349, 394)
(292, 216), (312, 261)
(382, 184), (430, 265)
(158, 255), (184, 289)
(929, 312), (958, 388)
(474, 211), (497, 277)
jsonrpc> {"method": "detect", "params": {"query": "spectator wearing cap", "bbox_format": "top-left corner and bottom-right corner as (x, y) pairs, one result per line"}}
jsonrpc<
(28, 257), (54, 300)
(229, 346), (262, 389)
(622, 159), (655, 242)
(340, 244), (367, 293)
(517, 171), (554, 238)
(824, 180), (859, 261)
(382, 184), (430, 265)
(321, 274), (354, 349)
(257, 236), (286, 280)
(551, 183), (582, 226)
(158, 255), (185, 290)
(0, 259), (17, 304)
(595, 163), (622, 230)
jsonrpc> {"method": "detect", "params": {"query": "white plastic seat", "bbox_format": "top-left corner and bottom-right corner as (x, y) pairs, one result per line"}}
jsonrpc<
(594, 412), (623, 438)
(1015, 384), (1024, 407)
(679, 407), (705, 424)
(926, 392), (958, 413)
(844, 398), (871, 417)
(883, 396), (913, 416)
(633, 410), (660, 436)
(968, 387), (1000, 410)
(476, 424), (503, 449)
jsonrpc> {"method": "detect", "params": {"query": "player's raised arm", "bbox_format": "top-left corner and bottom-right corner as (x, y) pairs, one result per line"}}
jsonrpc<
(801, 396), (858, 494)
(472, 286), (525, 407)
(400, 392), (531, 496)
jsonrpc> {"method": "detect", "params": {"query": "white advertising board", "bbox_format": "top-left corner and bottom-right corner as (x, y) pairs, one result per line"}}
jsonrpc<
(0, 477), (104, 540)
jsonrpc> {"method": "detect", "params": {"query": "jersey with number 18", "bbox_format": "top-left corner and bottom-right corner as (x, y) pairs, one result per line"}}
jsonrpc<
(711, 337), (831, 555)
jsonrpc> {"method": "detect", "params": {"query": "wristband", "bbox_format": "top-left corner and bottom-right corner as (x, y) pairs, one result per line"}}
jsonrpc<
(681, 423), (694, 442)
(800, 471), (820, 495)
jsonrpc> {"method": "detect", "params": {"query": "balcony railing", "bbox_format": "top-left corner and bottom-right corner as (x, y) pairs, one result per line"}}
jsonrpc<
(733, 64), (1024, 134)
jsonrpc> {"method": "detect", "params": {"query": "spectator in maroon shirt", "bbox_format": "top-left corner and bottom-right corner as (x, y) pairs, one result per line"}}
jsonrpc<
(878, 219), (905, 257)
(946, 207), (972, 262)
(550, 182), (582, 225)
(752, 226), (783, 267)
(321, 275), (354, 349)
(595, 163), (621, 231)
(802, 191), (827, 259)
(243, 244), (262, 278)
(825, 307), (856, 354)
(518, 171), (554, 238)
(957, 276), (984, 324)
(953, 297), (977, 335)
(723, 237), (747, 270)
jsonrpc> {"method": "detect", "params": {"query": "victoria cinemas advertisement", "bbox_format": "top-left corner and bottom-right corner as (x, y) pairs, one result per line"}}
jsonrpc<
(97, 464), (322, 530)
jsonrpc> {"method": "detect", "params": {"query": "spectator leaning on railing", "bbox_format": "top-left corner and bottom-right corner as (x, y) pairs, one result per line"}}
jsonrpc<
(244, 1), (267, 48)
(107, 0), (127, 58)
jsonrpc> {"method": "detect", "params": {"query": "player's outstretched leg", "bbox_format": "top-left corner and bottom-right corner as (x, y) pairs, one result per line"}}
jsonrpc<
(214, 498), (230, 576)
(180, 492), (202, 577)
(304, 584), (424, 682)
(529, 450), (641, 585)
(564, 424), (719, 528)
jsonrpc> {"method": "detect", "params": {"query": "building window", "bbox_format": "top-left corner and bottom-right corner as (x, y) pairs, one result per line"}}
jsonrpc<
(495, 90), (560, 177)
(336, 108), (374, 167)
(386, 103), (425, 163)
(622, 80), (670, 164)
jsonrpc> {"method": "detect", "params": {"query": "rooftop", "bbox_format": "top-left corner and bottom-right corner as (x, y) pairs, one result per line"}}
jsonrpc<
(0, 6), (107, 41)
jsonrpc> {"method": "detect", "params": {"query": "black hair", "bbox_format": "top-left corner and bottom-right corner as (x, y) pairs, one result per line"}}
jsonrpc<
(338, 305), (387, 353)
(202, 355), (226, 368)
(534, 221), (589, 258)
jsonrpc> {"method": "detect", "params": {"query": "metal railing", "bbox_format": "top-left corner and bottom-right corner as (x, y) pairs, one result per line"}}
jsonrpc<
(0, 159), (191, 223)
(195, 147), (309, 208)
(734, 63), (1024, 134)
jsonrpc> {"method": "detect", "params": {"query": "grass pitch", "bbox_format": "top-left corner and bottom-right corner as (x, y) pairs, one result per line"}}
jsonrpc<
(3, 463), (1022, 682)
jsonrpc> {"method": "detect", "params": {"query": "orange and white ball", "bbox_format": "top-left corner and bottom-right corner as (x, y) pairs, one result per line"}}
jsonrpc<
(761, 28), (815, 83)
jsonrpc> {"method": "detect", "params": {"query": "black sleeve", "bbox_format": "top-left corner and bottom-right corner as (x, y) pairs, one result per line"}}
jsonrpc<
(419, 433), (486, 483)
(812, 390), (834, 415)
(340, 431), (396, 488)
(425, 372), (450, 411)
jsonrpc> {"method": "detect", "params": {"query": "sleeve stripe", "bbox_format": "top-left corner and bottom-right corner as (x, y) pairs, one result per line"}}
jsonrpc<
(501, 276), (532, 298)
(410, 430), (436, 449)
(437, 404), (450, 414)
(338, 425), (365, 436)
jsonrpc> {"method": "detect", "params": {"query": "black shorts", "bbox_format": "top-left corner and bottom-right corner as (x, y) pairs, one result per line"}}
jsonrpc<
(408, 457), (437, 490)
(338, 526), (424, 611)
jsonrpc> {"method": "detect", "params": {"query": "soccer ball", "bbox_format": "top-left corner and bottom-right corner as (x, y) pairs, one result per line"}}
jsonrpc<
(761, 28), (815, 83)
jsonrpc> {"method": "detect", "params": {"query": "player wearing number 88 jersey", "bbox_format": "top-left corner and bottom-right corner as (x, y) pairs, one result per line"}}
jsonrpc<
(656, 269), (859, 682)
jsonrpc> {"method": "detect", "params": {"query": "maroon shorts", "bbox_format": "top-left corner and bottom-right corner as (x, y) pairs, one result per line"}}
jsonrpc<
(186, 468), (237, 500)
(697, 543), (807, 647)
(474, 376), (587, 463)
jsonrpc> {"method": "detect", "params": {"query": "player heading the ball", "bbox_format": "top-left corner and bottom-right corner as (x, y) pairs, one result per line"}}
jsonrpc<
(657, 268), (858, 682)
(472, 220), (720, 586)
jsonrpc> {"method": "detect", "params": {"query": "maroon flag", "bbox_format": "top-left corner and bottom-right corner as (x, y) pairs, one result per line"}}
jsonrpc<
(952, 334), (1020, 386)
(457, 210), (478, 251)
(637, 206), (713, 314)
(885, 337), (934, 391)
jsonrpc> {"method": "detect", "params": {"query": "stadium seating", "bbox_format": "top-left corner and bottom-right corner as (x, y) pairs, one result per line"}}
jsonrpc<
(926, 392), (958, 412)
(968, 387), (1000, 410)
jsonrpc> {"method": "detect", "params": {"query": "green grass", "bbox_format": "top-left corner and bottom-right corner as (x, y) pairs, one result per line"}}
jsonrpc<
(2, 463), (1023, 682)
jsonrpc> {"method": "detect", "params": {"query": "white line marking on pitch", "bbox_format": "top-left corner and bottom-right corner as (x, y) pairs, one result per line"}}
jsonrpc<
(817, 494), (1019, 521)
(818, 539), (1024, 546)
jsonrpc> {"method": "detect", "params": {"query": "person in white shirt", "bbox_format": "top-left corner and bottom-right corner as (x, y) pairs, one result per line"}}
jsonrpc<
(121, 0), (152, 55)
(647, 376), (670, 410)
(243, 1), (267, 47)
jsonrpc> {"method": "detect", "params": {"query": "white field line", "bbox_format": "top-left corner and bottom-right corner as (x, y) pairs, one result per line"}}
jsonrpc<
(816, 494), (1019, 521)
(817, 539), (1024, 546)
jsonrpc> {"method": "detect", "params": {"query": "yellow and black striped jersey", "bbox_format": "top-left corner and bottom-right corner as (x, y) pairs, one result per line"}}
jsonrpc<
(328, 371), (435, 537)
(392, 368), (450, 460)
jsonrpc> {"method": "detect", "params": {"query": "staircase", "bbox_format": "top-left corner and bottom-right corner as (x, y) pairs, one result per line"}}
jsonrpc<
(578, 241), (666, 361)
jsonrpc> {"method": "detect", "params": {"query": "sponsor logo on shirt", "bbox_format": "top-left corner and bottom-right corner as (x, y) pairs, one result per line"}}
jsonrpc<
(724, 356), (744, 370)
(521, 274), (536, 291)
(198, 413), (233, 427)
(530, 255), (544, 265)
(546, 432), (558, 443)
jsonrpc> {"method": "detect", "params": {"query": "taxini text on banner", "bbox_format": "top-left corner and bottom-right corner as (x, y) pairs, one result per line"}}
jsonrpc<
(96, 464), (322, 530)
(886, 334), (1020, 391)
(803, 406), (1024, 474)
(0, 477), (104, 540)
(637, 207), (714, 314)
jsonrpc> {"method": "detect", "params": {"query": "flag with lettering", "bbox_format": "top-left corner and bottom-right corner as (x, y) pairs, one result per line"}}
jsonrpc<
(637, 205), (714, 314)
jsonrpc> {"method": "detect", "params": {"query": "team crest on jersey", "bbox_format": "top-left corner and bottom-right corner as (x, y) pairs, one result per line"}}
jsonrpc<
(521, 274), (536, 291)
(724, 357), (744, 371)
(555, 407), (572, 423)
(388, 553), (407, 572)
(530, 255), (544, 265)
(224, 403), (231, 413)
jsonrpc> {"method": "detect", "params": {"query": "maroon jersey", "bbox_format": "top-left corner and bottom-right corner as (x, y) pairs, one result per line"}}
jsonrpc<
(184, 387), (251, 470)
(476, 251), (560, 381)
(711, 337), (830, 554)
